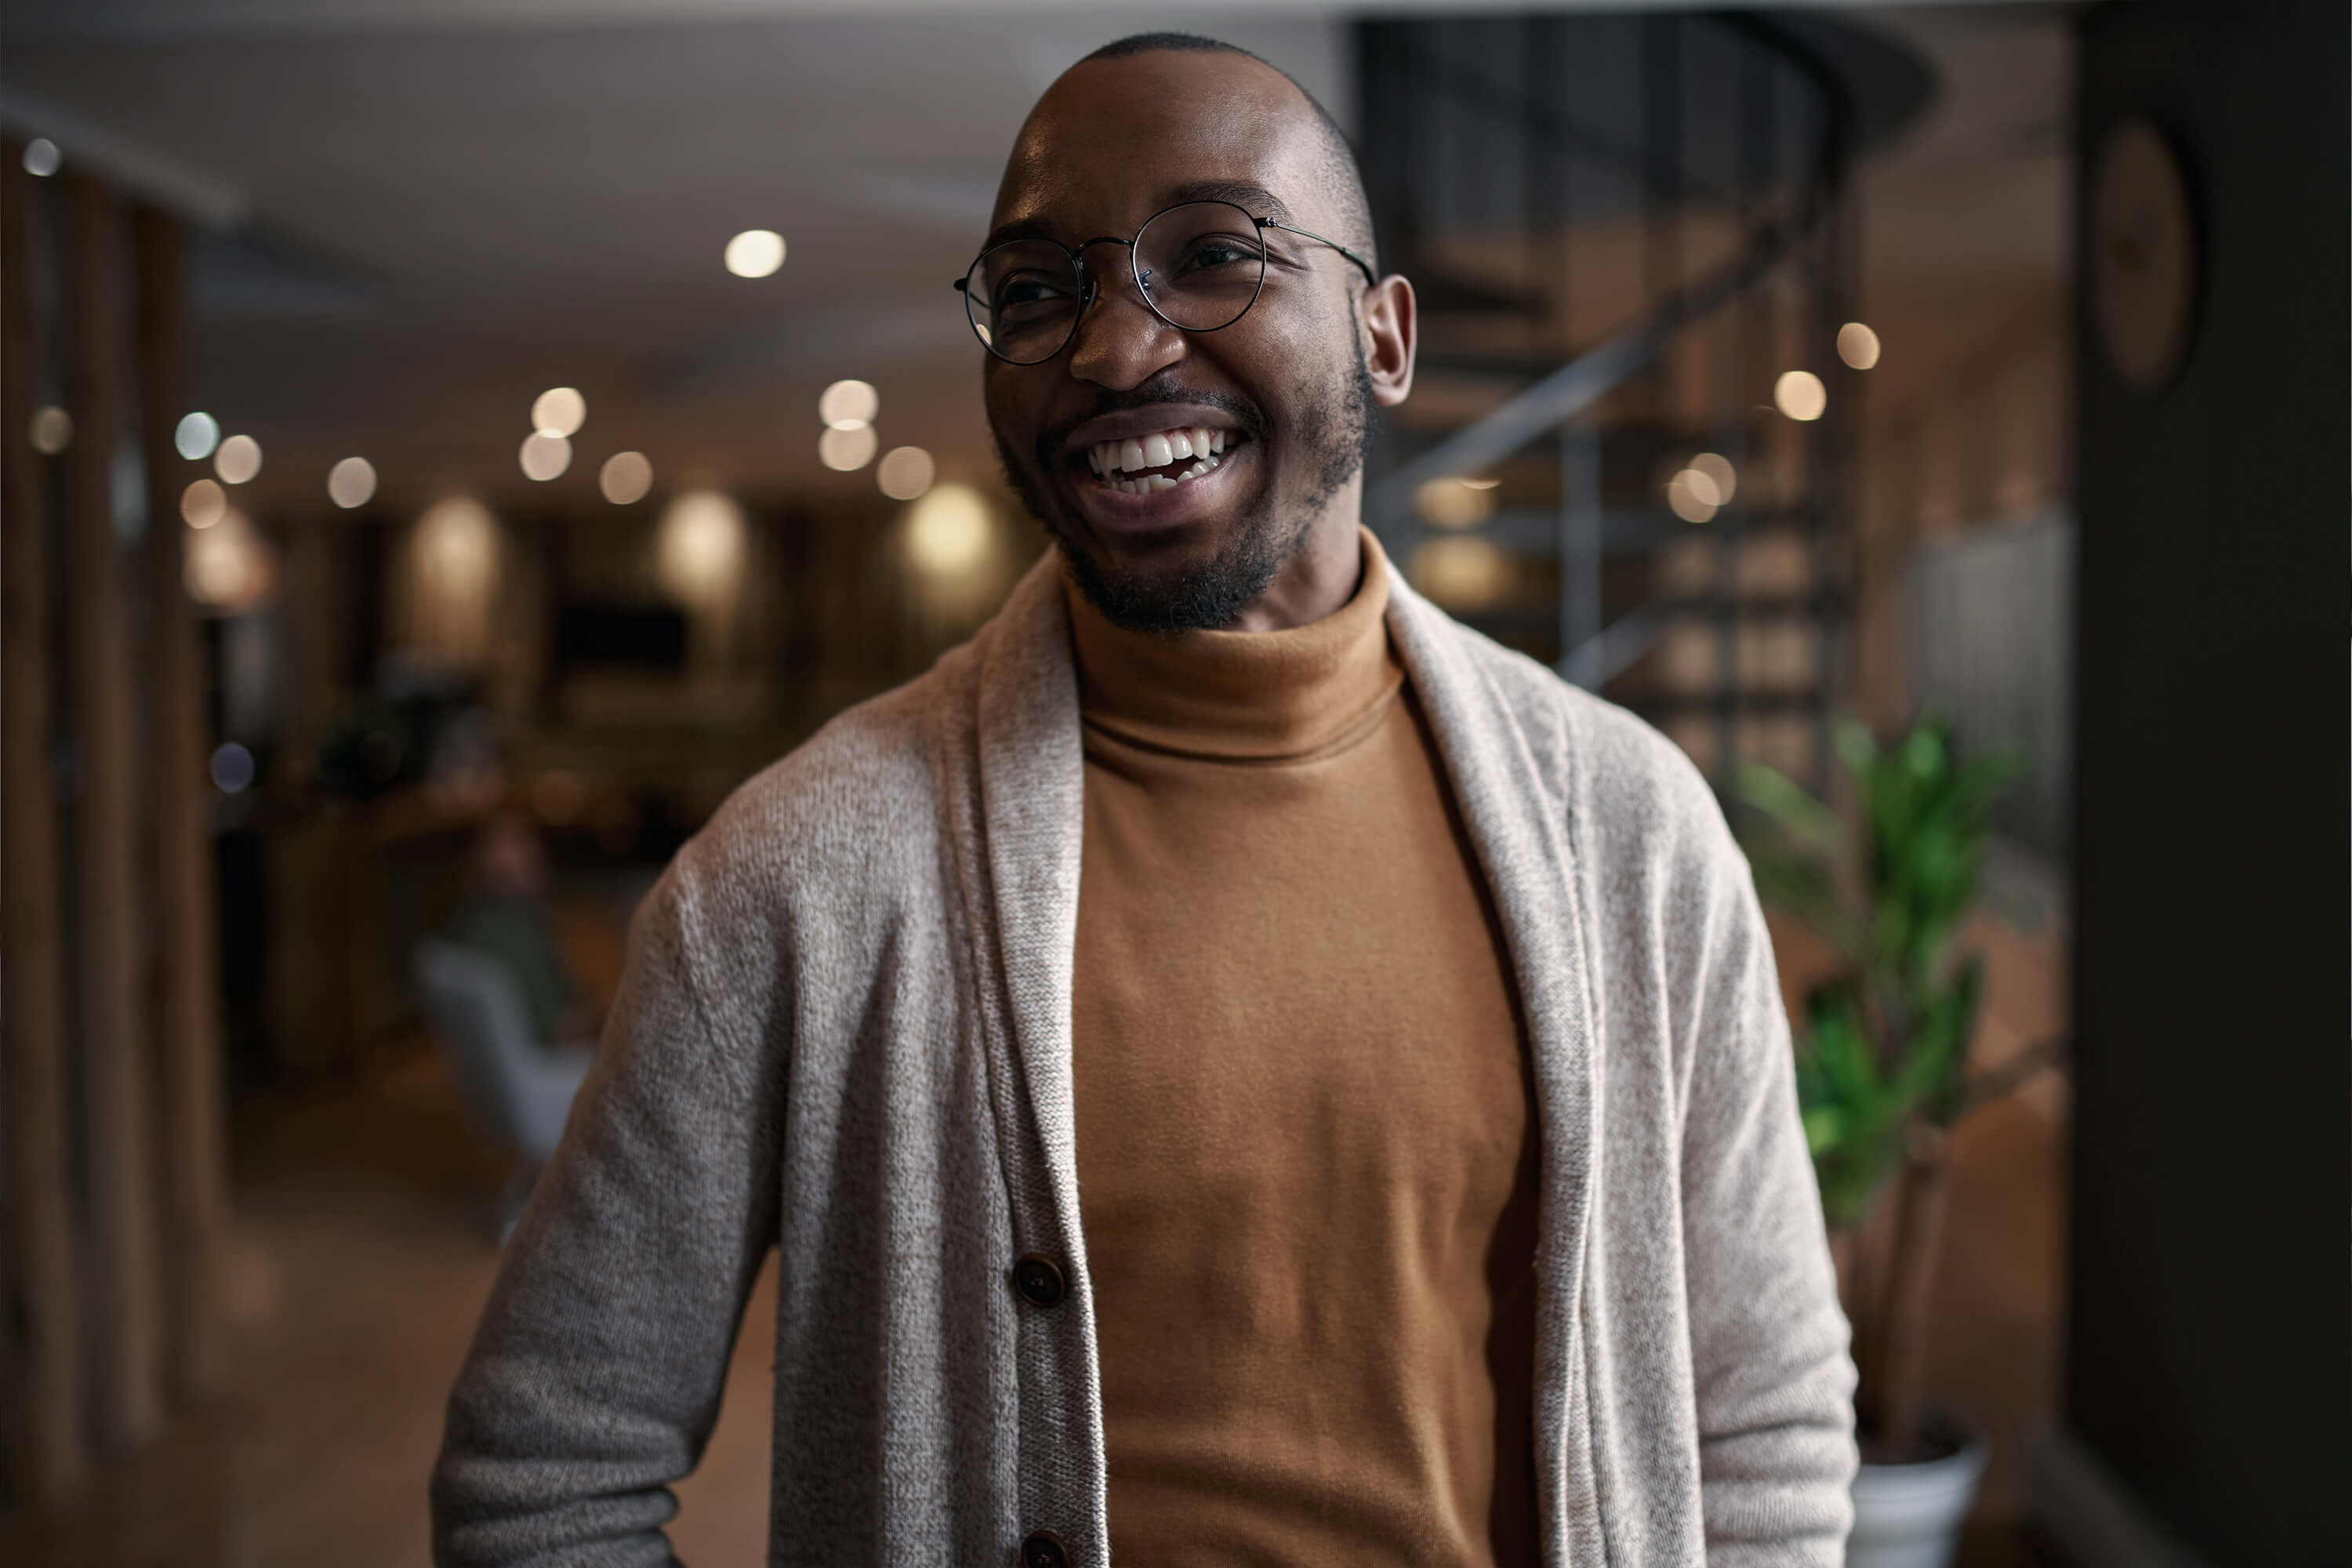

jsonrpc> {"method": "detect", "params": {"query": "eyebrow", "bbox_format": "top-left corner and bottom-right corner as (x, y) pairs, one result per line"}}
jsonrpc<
(976, 180), (1298, 256)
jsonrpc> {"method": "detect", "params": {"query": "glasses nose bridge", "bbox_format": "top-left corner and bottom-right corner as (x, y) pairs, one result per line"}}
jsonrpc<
(1069, 234), (1141, 311)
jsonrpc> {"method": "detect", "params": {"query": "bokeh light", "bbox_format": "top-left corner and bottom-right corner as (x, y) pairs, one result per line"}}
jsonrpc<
(905, 483), (993, 578)
(1690, 452), (1737, 504)
(327, 457), (378, 509)
(1774, 370), (1828, 422)
(724, 229), (786, 279)
(877, 445), (935, 501)
(215, 434), (263, 484)
(531, 387), (586, 437)
(175, 411), (221, 460)
(818, 423), (878, 471)
(22, 139), (60, 177)
(818, 379), (879, 429)
(1666, 471), (1719, 524)
(29, 405), (73, 455)
(1416, 477), (1496, 531)
(1411, 536), (1509, 609)
(1838, 321), (1882, 370)
(185, 506), (276, 610)
(182, 477), (227, 528)
(519, 431), (572, 481)
(599, 451), (653, 505)
(209, 742), (256, 794)
(657, 488), (747, 606)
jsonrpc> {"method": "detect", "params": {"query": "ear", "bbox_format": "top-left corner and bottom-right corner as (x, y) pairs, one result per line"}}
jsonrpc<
(1359, 273), (1417, 408)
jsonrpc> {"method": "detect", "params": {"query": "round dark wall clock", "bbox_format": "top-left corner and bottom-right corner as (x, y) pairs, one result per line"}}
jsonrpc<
(2090, 115), (2199, 394)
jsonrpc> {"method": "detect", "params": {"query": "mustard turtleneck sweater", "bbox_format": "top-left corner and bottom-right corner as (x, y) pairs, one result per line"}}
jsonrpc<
(1066, 529), (1539, 1566)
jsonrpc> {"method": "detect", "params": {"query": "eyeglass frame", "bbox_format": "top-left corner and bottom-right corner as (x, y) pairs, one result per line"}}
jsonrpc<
(952, 199), (1380, 365)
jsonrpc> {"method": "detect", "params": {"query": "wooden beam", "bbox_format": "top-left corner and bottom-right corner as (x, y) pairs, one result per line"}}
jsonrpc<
(2, 137), (93, 1506)
(133, 201), (232, 1405)
(61, 167), (166, 1450)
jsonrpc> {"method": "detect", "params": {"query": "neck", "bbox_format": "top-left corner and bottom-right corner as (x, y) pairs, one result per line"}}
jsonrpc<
(1228, 491), (1366, 633)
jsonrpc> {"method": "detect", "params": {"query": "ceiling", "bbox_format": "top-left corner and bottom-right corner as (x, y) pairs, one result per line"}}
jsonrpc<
(0, 0), (2064, 520)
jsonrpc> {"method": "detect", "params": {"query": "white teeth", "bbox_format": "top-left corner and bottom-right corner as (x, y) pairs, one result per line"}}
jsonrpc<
(1085, 428), (1236, 483)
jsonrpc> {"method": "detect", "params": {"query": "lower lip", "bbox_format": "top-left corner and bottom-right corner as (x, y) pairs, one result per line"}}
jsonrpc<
(1068, 444), (1249, 535)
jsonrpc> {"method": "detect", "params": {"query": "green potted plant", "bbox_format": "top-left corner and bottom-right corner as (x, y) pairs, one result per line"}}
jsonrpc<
(1733, 717), (2060, 1568)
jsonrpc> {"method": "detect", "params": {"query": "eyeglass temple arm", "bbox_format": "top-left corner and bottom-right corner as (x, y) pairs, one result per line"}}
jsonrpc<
(1258, 218), (1379, 289)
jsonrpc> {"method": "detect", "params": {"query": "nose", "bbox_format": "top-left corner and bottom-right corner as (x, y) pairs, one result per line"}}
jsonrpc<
(1065, 249), (1186, 393)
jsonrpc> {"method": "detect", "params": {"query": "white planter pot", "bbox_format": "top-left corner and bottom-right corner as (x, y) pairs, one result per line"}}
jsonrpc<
(1847, 1414), (1989, 1568)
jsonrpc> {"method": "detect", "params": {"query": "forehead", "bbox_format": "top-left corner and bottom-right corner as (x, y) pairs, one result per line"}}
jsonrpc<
(992, 51), (1337, 241)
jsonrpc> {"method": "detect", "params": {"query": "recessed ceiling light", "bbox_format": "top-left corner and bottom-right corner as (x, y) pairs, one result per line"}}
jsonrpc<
(531, 387), (586, 437)
(181, 478), (227, 529)
(1773, 370), (1827, 423)
(818, 423), (878, 471)
(1689, 452), (1737, 504)
(215, 434), (263, 484)
(877, 446), (936, 501)
(175, 411), (221, 460)
(328, 456), (377, 509)
(1838, 322), (1882, 370)
(520, 431), (572, 481)
(600, 451), (653, 505)
(818, 379), (879, 429)
(725, 230), (786, 279)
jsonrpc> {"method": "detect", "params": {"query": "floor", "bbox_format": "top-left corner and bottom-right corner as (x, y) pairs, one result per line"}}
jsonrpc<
(1, 895), (2071, 1566)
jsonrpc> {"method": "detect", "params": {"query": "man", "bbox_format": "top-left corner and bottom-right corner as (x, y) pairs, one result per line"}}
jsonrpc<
(434, 34), (1855, 1567)
(446, 811), (602, 1048)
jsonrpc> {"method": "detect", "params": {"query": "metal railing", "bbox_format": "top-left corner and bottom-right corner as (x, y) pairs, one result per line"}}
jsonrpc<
(1357, 12), (1864, 789)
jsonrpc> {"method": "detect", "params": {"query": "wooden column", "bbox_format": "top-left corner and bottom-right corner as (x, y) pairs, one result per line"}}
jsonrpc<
(2, 140), (92, 1504)
(61, 167), (166, 1450)
(133, 201), (232, 1403)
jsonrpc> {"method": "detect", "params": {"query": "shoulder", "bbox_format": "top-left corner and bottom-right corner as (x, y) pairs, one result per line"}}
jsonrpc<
(667, 638), (980, 934)
(1410, 600), (1743, 887)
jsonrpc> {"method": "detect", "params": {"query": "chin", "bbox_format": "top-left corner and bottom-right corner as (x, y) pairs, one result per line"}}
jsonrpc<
(1052, 499), (1305, 635)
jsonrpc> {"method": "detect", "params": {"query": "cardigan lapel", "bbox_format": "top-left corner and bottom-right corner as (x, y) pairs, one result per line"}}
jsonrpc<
(1385, 572), (1603, 1566)
(973, 550), (1089, 1237)
(971, 550), (1109, 1554)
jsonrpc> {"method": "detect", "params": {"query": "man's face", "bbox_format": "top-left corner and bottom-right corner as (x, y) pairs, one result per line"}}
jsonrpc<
(981, 52), (1406, 632)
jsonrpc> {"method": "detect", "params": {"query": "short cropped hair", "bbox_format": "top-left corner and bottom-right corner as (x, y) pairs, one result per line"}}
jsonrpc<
(1076, 32), (1377, 277)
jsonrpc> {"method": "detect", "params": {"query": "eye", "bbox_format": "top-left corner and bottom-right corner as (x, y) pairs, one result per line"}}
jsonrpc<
(993, 273), (1075, 311)
(1176, 237), (1262, 274)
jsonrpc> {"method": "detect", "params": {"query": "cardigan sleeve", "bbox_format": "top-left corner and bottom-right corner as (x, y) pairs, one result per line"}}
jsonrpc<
(1676, 818), (1859, 1564)
(430, 852), (785, 1565)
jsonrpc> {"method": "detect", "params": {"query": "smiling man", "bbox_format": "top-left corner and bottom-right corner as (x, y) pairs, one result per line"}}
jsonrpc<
(434, 34), (1855, 1568)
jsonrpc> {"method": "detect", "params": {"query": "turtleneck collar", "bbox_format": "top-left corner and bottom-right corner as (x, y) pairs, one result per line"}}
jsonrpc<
(1063, 526), (1401, 762)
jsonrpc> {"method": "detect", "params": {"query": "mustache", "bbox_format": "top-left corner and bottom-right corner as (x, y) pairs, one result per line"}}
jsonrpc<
(1029, 374), (1270, 470)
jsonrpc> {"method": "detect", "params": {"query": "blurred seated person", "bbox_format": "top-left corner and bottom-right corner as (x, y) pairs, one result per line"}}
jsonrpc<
(446, 811), (604, 1047)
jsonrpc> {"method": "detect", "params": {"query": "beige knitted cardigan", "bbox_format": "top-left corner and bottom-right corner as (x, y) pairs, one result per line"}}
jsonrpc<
(432, 552), (1857, 1566)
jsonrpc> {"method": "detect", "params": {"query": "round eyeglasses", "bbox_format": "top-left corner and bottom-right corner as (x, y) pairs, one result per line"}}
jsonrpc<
(954, 199), (1377, 366)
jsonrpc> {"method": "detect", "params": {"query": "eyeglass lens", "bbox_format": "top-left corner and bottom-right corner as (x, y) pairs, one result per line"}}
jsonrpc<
(964, 201), (1269, 364)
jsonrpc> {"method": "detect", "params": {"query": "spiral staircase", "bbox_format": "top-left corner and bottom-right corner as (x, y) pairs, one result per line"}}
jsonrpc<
(1357, 11), (1933, 793)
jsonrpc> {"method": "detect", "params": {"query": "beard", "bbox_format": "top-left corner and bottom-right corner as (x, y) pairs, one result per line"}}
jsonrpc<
(994, 336), (1377, 634)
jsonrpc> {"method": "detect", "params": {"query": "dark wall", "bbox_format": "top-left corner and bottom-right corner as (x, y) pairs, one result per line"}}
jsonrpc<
(2068, 3), (2349, 1562)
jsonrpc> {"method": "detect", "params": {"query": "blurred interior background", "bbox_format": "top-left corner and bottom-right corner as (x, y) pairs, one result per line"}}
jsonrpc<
(0, 2), (2340, 1564)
